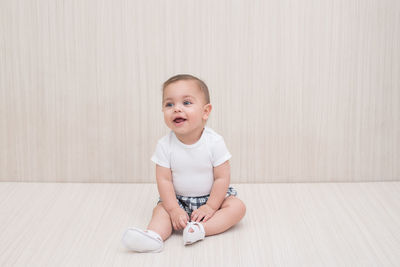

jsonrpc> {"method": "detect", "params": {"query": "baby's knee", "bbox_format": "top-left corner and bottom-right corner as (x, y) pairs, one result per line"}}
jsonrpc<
(235, 198), (246, 217)
(225, 196), (246, 216)
(153, 203), (168, 215)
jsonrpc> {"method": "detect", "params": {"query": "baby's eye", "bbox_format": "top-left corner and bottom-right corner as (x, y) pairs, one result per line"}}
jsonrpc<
(165, 102), (173, 107)
(183, 100), (192, 105)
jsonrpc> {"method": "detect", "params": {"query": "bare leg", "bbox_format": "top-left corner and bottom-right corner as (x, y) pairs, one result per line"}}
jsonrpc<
(202, 196), (246, 236)
(147, 203), (173, 241)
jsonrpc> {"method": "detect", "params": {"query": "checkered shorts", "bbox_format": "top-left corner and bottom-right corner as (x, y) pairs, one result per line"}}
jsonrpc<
(158, 186), (237, 217)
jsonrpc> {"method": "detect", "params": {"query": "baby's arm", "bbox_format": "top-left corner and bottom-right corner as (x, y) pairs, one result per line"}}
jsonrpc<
(155, 164), (189, 230)
(191, 160), (231, 222)
(207, 160), (231, 209)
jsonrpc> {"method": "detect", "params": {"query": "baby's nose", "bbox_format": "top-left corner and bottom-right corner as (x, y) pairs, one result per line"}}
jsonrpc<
(174, 104), (183, 111)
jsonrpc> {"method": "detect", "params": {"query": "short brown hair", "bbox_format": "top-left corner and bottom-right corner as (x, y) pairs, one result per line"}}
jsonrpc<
(162, 74), (210, 104)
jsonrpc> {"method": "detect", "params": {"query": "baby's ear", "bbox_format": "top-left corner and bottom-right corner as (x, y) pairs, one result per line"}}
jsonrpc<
(203, 104), (212, 120)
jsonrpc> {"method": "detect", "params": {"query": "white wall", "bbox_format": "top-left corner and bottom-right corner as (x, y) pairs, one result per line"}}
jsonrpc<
(1, 0), (399, 182)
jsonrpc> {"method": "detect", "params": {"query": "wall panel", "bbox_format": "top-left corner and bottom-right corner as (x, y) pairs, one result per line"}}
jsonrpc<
(0, 0), (399, 182)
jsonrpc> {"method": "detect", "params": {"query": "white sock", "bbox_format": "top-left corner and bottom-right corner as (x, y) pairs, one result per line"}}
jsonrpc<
(183, 222), (205, 245)
(146, 229), (163, 242)
(122, 227), (164, 253)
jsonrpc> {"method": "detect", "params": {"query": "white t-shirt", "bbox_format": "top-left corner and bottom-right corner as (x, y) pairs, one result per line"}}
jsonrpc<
(151, 127), (232, 197)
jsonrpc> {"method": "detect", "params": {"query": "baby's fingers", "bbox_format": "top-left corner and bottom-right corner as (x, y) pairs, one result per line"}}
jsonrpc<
(191, 210), (200, 221)
(172, 221), (178, 231)
(195, 213), (205, 222)
(179, 217), (187, 229)
(190, 210), (198, 220)
(190, 212), (197, 221)
(203, 214), (212, 222)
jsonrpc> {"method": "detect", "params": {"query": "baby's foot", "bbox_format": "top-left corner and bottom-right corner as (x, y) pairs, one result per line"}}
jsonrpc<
(183, 222), (205, 245)
(122, 227), (163, 253)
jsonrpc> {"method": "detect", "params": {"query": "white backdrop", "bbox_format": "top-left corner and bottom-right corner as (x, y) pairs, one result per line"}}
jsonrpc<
(1, 0), (399, 182)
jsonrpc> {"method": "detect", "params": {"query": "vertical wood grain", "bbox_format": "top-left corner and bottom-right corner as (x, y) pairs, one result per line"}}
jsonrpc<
(0, 0), (399, 182)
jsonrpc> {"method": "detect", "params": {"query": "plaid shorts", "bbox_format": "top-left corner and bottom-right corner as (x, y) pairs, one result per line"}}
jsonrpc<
(158, 186), (237, 217)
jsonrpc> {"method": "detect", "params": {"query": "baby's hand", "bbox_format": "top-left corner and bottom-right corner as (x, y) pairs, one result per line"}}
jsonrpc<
(169, 207), (189, 230)
(191, 204), (216, 223)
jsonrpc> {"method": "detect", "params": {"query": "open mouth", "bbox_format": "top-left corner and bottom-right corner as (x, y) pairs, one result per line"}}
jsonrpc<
(173, 117), (187, 124)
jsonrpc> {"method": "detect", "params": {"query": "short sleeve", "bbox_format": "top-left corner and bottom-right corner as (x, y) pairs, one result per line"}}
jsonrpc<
(211, 137), (232, 167)
(151, 141), (170, 168)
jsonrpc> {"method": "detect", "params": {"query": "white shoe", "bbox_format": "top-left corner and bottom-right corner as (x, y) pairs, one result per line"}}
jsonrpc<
(183, 222), (205, 245)
(122, 227), (163, 253)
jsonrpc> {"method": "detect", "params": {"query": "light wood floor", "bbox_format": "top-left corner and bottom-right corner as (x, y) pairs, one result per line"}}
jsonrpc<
(0, 182), (399, 267)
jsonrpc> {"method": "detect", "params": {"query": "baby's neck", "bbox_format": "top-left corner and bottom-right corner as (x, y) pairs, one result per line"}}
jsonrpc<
(175, 127), (205, 145)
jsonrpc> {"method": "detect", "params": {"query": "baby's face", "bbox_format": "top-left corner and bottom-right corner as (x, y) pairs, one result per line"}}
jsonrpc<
(162, 80), (211, 136)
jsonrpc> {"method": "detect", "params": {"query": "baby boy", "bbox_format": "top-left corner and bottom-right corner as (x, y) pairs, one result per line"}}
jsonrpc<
(122, 74), (246, 252)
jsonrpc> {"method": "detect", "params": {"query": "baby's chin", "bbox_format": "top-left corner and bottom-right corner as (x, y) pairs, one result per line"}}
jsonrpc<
(170, 126), (189, 134)
(169, 124), (196, 134)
